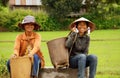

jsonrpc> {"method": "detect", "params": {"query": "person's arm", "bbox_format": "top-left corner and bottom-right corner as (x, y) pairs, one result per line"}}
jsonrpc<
(84, 36), (90, 54)
(65, 32), (77, 48)
(29, 34), (41, 55)
(13, 35), (21, 57)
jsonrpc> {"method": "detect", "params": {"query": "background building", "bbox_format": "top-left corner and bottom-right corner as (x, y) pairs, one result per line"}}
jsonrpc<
(9, 0), (42, 10)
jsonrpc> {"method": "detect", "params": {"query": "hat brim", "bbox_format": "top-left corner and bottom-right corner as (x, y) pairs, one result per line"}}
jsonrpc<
(18, 22), (41, 31)
(69, 18), (96, 32)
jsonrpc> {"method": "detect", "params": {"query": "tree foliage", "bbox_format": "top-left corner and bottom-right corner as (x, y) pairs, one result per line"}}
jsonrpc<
(42, 0), (83, 18)
(0, 0), (9, 6)
(0, 0), (120, 31)
(42, 0), (120, 18)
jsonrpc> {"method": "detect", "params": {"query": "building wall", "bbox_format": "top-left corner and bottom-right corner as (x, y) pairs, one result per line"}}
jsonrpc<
(9, 0), (15, 5)
(9, 0), (42, 11)
(9, 0), (42, 5)
(21, 0), (26, 5)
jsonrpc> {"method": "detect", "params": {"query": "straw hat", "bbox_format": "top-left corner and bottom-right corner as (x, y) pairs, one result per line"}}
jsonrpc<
(69, 17), (96, 32)
(18, 15), (40, 30)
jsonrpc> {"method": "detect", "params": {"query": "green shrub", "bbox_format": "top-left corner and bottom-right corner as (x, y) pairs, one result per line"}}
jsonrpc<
(40, 17), (61, 31)
(81, 12), (120, 30)
(0, 7), (120, 31)
(0, 57), (8, 76)
(0, 9), (49, 31)
(0, 9), (70, 31)
(0, 9), (72, 31)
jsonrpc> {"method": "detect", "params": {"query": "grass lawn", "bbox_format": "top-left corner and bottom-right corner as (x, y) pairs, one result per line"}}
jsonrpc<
(0, 29), (120, 78)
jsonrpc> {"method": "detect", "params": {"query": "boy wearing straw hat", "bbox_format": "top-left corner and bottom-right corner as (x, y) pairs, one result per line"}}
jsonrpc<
(65, 17), (97, 78)
(7, 15), (45, 78)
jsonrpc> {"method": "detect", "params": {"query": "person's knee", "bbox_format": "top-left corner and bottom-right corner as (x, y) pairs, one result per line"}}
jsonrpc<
(33, 54), (39, 60)
(6, 60), (10, 72)
(88, 55), (97, 62)
(34, 54), (38, 58)
(33, 54), (41, 63)
(6, 60), (10, 67)
(77, 54), (87, 60)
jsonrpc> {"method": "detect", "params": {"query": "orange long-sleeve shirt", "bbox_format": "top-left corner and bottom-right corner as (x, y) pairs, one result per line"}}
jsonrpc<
(13, 32), (45, 68)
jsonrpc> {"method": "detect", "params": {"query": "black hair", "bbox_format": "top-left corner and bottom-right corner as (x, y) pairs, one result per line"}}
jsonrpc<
(22, 23), (40, 30)
(76, 21), (89, 28)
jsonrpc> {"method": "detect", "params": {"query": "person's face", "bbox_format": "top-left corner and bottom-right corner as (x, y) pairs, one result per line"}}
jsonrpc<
(77, 21), (87, 34)
(24, 23), (34, 32)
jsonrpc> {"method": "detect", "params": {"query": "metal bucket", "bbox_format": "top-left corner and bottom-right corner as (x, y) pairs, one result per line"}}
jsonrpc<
(47, 37), (69, 68)
(10, 56), (32, 78)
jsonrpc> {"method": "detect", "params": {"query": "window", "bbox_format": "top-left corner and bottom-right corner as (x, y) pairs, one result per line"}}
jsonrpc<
(26, 0), (32, 5)
(36, 0), (42, 5)
(15, 0), (21, 5)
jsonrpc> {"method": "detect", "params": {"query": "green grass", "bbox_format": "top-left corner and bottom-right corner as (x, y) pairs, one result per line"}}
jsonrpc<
(90, 29), (120, 40)
(0, 29), (120, 78)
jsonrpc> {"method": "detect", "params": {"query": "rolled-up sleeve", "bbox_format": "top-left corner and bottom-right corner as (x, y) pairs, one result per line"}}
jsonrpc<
(14, 35), (21, 56)
(31, 34), (41, 55)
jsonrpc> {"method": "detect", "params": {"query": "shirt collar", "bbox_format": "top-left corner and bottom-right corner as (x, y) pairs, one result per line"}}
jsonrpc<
(22, 32), (35, 40)
(77, 33), (87, 38)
